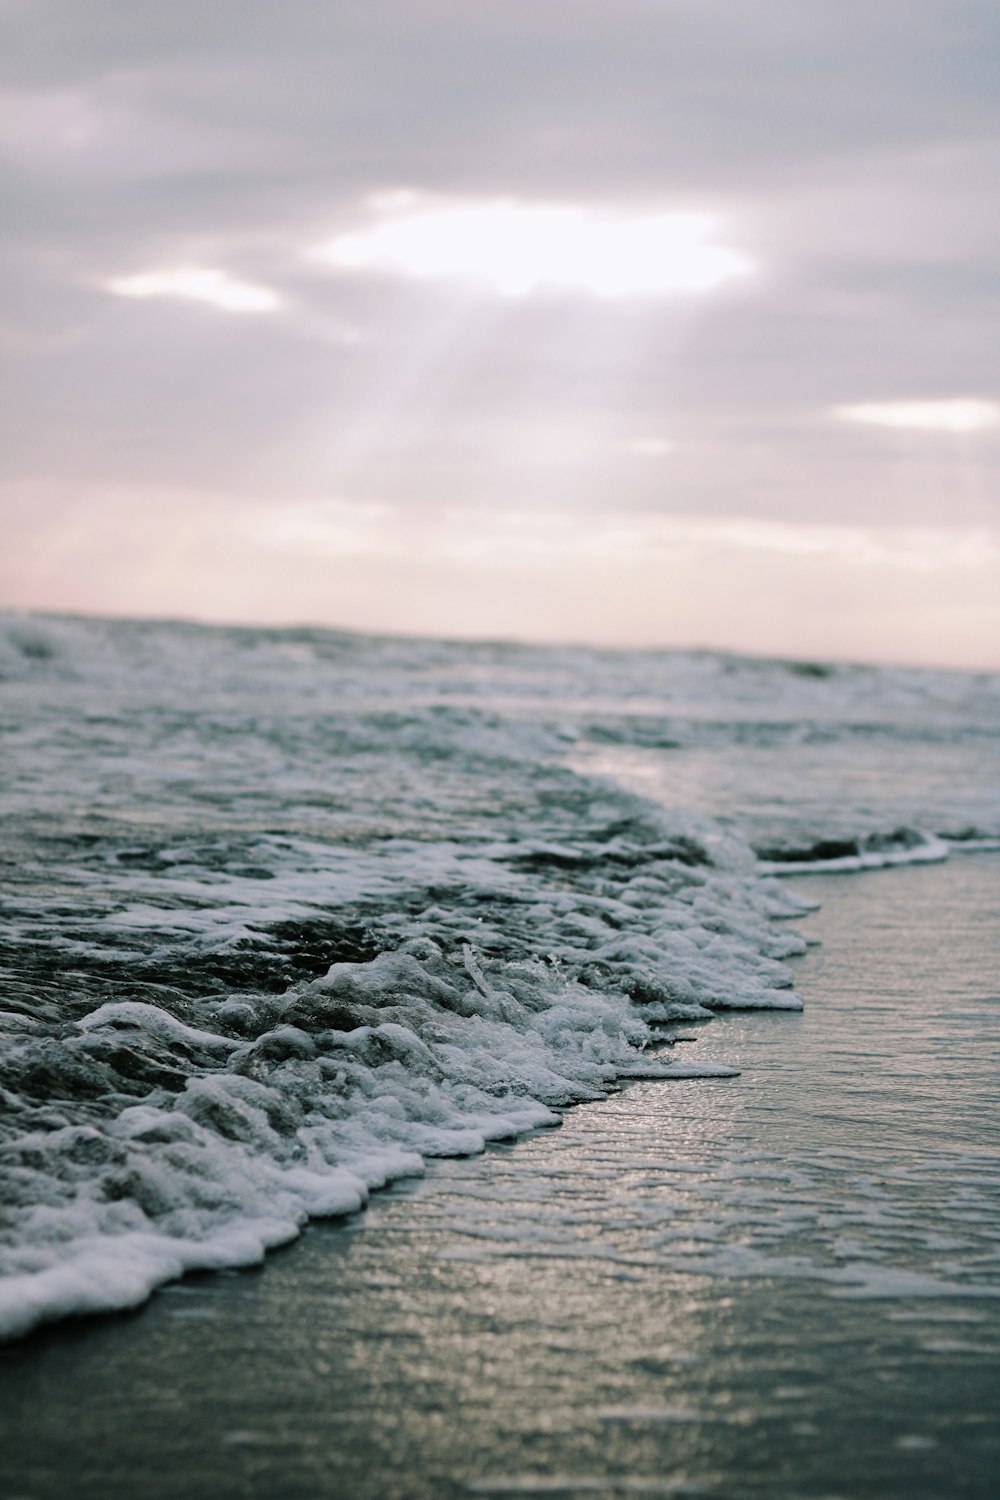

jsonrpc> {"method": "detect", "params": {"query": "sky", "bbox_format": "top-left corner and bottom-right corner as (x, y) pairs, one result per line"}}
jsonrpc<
(2, 0), (999, 666)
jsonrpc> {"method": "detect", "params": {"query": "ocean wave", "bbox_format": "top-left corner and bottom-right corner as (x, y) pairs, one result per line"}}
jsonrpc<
(0, 803), (809, 1342)
(756, 827), (951, 875)
(1, 612), (998, 1340)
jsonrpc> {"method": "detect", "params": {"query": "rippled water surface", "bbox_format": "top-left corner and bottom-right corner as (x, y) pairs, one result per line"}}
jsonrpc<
(2, 855), (998, 1499)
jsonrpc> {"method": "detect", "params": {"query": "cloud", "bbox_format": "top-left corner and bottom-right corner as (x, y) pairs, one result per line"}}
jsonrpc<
(416, 508), (1000, 575)
(3, 0), (1000, 662)
(106, 266), (282, 313)
(6, 481), (998, 665)
(623, 438), (675, 458)
(312, 196), (754, 299)
(834, 399), (1000, 433)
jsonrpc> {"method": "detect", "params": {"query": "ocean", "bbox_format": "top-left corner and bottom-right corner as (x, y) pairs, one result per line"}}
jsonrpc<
(1, 613), (998, 1495)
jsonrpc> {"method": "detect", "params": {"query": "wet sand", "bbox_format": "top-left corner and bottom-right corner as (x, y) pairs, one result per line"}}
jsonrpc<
(2, 855), (998, 1500)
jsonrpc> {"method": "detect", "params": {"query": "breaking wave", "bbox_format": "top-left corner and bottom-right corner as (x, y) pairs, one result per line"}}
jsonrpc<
(1, 613), (998, 1340)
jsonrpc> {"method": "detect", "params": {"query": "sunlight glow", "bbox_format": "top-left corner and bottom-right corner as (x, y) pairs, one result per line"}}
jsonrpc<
(423, 511), (999, 573)
(834, 399), (1000, 433)
(624, 437), (676, 457)
(312, 195), (754, 298)
(240, 496), (998, 578)
(106, 266), (281, 313)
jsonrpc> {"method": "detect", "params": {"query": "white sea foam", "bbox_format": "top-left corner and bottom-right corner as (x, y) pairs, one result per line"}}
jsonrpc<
(1, 612), (998, 1339)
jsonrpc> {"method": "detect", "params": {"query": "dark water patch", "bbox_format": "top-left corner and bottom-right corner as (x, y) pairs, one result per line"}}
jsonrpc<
(505, 835), (709, 875)
(757, 837), (861, 864)
(756, 826), (933, 865)
(0, 913), (383, 1027)
(786, 660), (834, 679)
(0, 1039), (119, 1106)
(261, 915), (380, 976)
(584, 718), (684, 749)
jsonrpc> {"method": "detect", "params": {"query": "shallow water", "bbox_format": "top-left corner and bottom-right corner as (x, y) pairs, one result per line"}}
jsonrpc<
(2, 854), (997, 1499)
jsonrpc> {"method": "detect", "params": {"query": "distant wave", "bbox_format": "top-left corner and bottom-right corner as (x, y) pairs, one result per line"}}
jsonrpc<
(756, 827), (950, 875)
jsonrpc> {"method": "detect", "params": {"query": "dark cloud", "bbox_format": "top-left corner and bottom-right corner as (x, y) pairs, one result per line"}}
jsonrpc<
(6, 1), (1000, 198)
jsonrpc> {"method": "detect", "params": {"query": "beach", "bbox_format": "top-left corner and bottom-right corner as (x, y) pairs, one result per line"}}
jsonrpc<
(1, 615), (998, 1496)
(1, 852), (998, 1498)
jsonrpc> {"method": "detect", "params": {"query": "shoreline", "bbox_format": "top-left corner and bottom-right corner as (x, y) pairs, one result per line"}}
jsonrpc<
(2, 852), (998, 1498)
(0, 842), (995, 1347)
